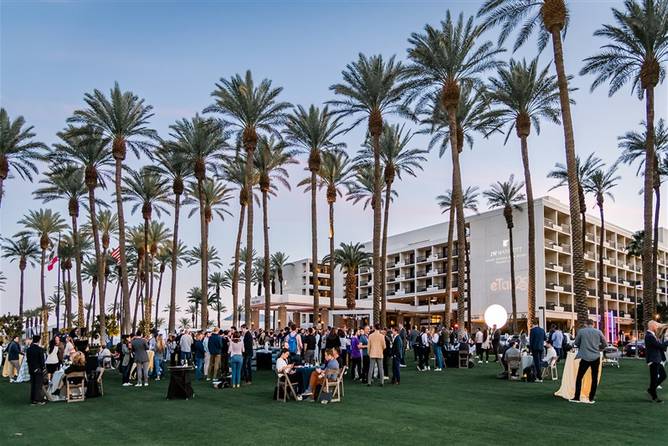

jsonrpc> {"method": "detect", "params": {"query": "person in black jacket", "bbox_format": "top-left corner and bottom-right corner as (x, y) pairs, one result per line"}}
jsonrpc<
(6, 336), (21, 382)
(645, 321), (668, 403)
(241, 325), (253, 384)
(26, 335), (46, 405)
(390, 327), (403, 384)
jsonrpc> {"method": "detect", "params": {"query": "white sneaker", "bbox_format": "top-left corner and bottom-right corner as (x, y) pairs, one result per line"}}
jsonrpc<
(9, 379), (15, 383)
(658, 385), (663, 390)
(144, 383), (149, 387)
(122, 382), (132, 387)
(134, 383), (142, 387)
(434, 368), (442, 372)
(156, 377), (160, 381)
(478, 360), (482, 364)
(399, 364), (406, 368)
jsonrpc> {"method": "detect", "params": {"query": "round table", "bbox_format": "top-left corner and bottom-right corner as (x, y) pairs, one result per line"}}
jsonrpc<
(554, 351), (602, 402)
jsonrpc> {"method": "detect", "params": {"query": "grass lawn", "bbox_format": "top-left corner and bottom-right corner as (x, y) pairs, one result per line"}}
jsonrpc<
(1, 358), (666, 445)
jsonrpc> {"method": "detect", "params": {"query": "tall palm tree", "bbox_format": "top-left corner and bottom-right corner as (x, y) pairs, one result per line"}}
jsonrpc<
(407, 11), (503, 328)
(0, 108), (47, 207)
(347, 164), (398, 210)
(1, 237), (40, 321)
(151, 144), (193, 333)
(208, 271), (231, 327)
(486, 57), (564, 330)
(169, 116), (228, 328)
(310, 151), (355, 309)
(329, 55), (410, 325)
(270, 252), (290, 295)
(583, 163), (621, 337)
(153, 247), (172, 327)
(324, 242), (371, 311)
(122, 167), (170, 334)
(17, 209), (67, 343)
(186, 244), (223, 270)
(483, 175), (525, 333)
(254, 136), (298, 330)
(581, 0), (668, 325)
(285, 105), (346, 324)
(56, 235), (76, 329)
(48, 291), (64, 331)
(436, 186), (480, 327)
(144, 222), (172, 326)
(206, 70), (291, 326)
(68, 83), (157, 336)
(356, 124), (428, 324)
(478, 0), (596, 328)
(186, 287), (204, 328)
(51, 127), (113, 329)
(161, 240), (187, 326)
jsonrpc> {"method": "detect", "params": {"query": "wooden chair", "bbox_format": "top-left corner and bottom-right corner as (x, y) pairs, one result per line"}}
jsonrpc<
(276, 373), (300, 402)
(507, 358), (521, 381)
(65, 371), (87, 403)
(458, 351), (469, 368)
(542, 358), (558, 381)
(319, 365), (347, 403)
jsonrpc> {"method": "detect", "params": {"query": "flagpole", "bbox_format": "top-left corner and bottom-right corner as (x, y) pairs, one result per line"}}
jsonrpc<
(56, 232), (61, 337)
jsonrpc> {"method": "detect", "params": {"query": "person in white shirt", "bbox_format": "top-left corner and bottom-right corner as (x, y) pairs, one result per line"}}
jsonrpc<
(475, 328), (484, 364)
(275, 348), (302, 398)
(541, 340), (558, 368)
(431, 328), (443, 371)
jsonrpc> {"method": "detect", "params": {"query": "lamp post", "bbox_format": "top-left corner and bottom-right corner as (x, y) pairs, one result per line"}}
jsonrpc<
(634, 280), (639, 359)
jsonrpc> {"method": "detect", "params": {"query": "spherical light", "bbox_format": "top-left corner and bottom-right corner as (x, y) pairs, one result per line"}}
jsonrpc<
(484, 304), (508, 329)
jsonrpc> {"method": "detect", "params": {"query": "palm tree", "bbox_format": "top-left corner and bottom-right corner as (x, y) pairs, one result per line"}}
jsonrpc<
(581, 0), (668, 325)
(161, 240), (187, 327)
(0, 271), (5, 293)
(186, 287), (204, 328)
(208, 271), (230, 327)
(153, 246), (172, 327)
(0, 108), (47, 207)
(178, 317), (191, 330)
(56, 236), (76, 329)
(186, 244), (223, 270)
(69, 82), (157, 335)
(254, 136), (297, 329)
(17, 209), (67, 343)
(122, 167), (170, 335)
(1, 237), (40, 322)
(284, 105), (346, 324)
(48, 291), (64, 331)
(436, 186), (480, 328)
(270, 252), (290, 295)
(486, 57), (564, 330)
(324, 243), (371, 311)
(583, 163), (621, 337)
(483, 175), (525, 333)
(356, 124), (427, 324)
(206, 70), (291, 326)
(329, 55), (410, 326)
(151, 144), (193, 333)
(347, 164), (398, 210)
(310, 151), (355, 310)
(407, 11), (503, 328)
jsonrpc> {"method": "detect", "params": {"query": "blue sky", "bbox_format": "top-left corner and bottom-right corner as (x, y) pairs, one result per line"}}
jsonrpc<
(1, 0), (666, 320)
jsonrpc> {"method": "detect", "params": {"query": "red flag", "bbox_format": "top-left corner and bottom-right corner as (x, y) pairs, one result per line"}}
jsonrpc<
(110, 246), (121, 262)
(47, 256), (59, 271)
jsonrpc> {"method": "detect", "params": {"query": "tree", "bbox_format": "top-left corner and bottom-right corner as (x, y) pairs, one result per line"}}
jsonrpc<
(186, 244), (223, 270)
(48, 291), (64, 331)
(356, 124), (427, 324)
(56, 235), (76, 329)
(407, 12), (503, 327)
(206, 70), (291, 326)
(254, 136), (298, 330)
(436, 186), (480, 327)
(122, 167), (170, 335)
(209, 271), (231, 328)
(186, 287), (204, 328)
(285, 104), (346, 324)
(69, 82), (157, 336)
(324, 242), (371, 311)
(146, 222), (172, 327)
(310, 151), (355, 309)
(16, 209), (67, 344)
(486, 57), (565, 330)
(0, 108), (47, 207)
(151, 143), (193, 333)
(330, 54), (410, 326)
(483, 175), (525, 332)
(347, 164), (398, 210)
(583, 162), (621, 338)
(1, 237), (40, 323)
(270, 252), (290, 295)
(581, 0), (668, 326)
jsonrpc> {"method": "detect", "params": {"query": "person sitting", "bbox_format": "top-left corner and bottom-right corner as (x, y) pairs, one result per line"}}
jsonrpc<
(301, 349), (340, 401)
(54, 351), (87, 395)
(275, 348), (302, 398)
(541, 340), (558, 369)
(504, 342), (522, 378)
(97, 345), (112, 368)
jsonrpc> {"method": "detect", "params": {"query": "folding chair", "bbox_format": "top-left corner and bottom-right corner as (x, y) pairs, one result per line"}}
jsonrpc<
(541, 358), (558, 381)
(320, 366), (347, 403)
(65, 371), (87, 403)
(276, 373), (299, 402)
(458, 351), (469, 368)
(507, 358), (521, 381)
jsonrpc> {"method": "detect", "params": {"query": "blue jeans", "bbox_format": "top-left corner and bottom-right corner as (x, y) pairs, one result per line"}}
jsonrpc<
(152, 354), (163, 378)
(195, 357), (204, 380)
(180, 351), (191, 364)
(433, 343), (444, 369)
(230, 355), (243, 386)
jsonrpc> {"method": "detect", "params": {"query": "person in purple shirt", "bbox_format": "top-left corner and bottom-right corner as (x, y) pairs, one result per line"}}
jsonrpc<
(349, 330), (362, 381)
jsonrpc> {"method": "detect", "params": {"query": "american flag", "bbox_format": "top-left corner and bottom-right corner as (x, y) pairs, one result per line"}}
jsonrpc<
(110, 246), (121, 262)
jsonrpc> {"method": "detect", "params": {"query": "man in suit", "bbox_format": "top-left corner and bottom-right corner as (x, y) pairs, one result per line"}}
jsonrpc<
(241, 325), (253, 384)
(645, 321), (668, 403)
(529, 318), (547, 382)
(367, 324), (385, 386)
(26, 335), (46, 405)
(207, 328), (222, 381)
(390, 326), (403, 384)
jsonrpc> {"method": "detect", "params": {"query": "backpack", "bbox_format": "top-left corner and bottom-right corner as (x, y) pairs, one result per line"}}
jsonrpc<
(287, 333), (298, 353)
(437, 332), (445, 347)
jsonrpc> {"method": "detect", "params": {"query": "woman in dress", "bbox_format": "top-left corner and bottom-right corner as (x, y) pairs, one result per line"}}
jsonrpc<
(45, 337), (61, 380)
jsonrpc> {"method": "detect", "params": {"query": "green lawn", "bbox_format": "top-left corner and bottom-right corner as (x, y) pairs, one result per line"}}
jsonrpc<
(0, 358), (666, 445)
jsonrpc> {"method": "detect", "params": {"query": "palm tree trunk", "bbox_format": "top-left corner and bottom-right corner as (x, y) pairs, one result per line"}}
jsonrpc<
(71, 214), (85, 332)
(380, 180), (392, 326)
(66, 269), (72, 328)
(155, 267), (164, 328)
(216, 285), (221, 328)
(443, 202), (455, 328)
(86, 189), (106, 340)
(244, 149), (254, 326)
(508, 225), (518, 333)
(642, 86), (656, 326)
(197, 180), (209, 328)
(40, 249), (48, 346)
(169, 192), (181, 334)
(310, 170), (320, 324)
(112, 278), (121, 321)
(652, 182), (660, 319)
(19, 265), (25, 328)
(597, 201), (607, 338)
(133, 279), (141, 334)
(232, 203), (245, 329)
(549, 28), (587, 328)
(372, 134), (382, 325)
(329, 200), (335, 312)
(262, 190), (271, 331)
(115, 158), (130, 336)
(86, 284), (96, 332)
(519, 136), (536, 333)
(143, 219), (150, 335)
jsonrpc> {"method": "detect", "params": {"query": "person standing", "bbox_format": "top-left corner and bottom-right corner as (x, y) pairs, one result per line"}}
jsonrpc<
(359, 326), (370, 380)
(228, 332), (244, 388)
(349, 329), (362, 380)
(302, 328), (316, 365)
(120, 335), (133, 386)
(391, 326), (403, 384)
(241, 325), (254, 384)
(6, 336), (21, 382)
(491, 325), (501, 362)
(551, 326), (564, 360)
(409, 325), (419, 362)
(645, 321), (668, 403)
(193, 332), (205, 380)
(26, 335), (46, 405)
(398, 323), (407, 367)
(131, 331), (150, 387)
(179, 329), (193, 364)
(529, 319), (547, 382)
(207, 329), (222, 381)
(221, 330), (230, 380)
(44, 337), (61, 381)
(367, 324), (385, 386)
(570, 320), (607, 404)
(474, 328), (484, 365)
(432, 328), (444, 371)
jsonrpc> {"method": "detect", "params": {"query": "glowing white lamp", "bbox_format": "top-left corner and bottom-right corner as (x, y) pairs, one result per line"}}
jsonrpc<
(484, 304), (508, 329)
